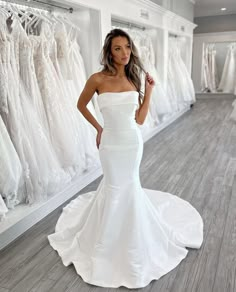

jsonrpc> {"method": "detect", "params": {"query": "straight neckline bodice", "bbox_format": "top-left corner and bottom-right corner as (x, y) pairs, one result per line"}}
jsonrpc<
(98, 91), (139, 97)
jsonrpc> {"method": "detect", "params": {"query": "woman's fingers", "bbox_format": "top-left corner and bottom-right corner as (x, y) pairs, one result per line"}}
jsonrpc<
(146, 72), (155, 85)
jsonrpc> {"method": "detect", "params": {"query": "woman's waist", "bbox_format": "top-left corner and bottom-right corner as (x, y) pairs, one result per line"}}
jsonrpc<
(103, 125), (138, 131)
(103, 120), (138, 131)
(100, 127), (142, 147)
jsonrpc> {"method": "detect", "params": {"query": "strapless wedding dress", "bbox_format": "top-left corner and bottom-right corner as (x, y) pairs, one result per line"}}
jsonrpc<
(48, 91), (203, 289)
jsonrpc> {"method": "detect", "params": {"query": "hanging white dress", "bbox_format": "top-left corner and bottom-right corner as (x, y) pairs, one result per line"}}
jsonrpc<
(0, 24), (8, 115)
(0, 195), (8, 221)
(0, 18), (37, 204)
(167, 45), (183, 112)
(0, 115), (22, 210)
(61, 24), (99, 168)
(130, 32), (157, 131)
(48, 91), (203, 289)
(175, 41), (196, 103)
(201, 43), (211, 92)
(0, 18), (21, 213)
(15, 20), (70, 200)
(201, 44), (219, 93)
(201, 43), (209, 92)
(49, 24), (87, 173)
(0, 32), (12, 217)
(142, 36), (172, 120)
(168, 39), (195, 106)
(210, 46), (219, 92)
(32, 22), (83, 176)
(218, 43), (236, 93)
(19, 22), (51, 134)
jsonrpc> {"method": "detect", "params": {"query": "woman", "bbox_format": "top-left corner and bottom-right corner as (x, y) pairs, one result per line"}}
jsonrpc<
(48, 29), (203, 289)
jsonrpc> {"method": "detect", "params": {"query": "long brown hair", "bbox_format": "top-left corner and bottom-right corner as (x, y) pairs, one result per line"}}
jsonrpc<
(100, 28), (145, 102)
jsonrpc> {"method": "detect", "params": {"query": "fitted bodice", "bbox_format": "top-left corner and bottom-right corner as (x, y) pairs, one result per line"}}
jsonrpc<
(97, 91), (139, 130)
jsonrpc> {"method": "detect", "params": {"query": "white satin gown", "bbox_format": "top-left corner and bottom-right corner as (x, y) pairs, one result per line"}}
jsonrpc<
(48, 91), (203, 289)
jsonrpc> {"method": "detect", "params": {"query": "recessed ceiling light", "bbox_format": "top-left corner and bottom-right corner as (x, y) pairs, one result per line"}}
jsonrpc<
(221, 7), (227, 11)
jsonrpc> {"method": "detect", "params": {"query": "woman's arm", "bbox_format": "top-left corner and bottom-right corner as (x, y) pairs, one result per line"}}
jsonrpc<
(77, 74), (103, 148)
(135, 73), (155, 125)
(77, 74), (102, 133)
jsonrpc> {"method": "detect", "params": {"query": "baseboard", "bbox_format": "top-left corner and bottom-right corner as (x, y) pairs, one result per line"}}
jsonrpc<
(196, 93), (235, 99)
(0, 167), (103, 250)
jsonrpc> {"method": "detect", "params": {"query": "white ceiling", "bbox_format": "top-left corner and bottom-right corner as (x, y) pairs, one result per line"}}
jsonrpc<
(194, 0), (236, 17)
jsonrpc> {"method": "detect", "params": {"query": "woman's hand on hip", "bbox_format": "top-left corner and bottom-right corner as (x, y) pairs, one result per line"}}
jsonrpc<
(96, 127), (103, 149)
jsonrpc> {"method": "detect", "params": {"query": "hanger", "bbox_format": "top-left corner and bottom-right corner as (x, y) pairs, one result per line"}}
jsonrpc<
(24, 7), (53, 34)
(49, 11), (64, 24)
(6, 3), (25, 24)
(0, 5), (10, 17)
(32, 10), (55, 31)
(56, 12), (80, 31)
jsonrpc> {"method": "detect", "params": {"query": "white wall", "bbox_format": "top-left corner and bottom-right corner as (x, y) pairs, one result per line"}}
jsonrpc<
(194, 14), (236, 34)
(150, 0), (194, 22)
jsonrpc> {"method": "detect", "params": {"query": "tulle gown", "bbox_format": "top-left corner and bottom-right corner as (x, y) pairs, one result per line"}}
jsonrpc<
(48, 91), (203, 289)
(0, 195), (8, 221)
(168, 43), (195, 108)
(32, 23), (81, 175)
(55, 23), (99, 168)
(0, 18), (39, 204)
(218, 43), (236, 93)
(0, 115), (22, 212)
(140, 38), (172, 121)
(0, 19), (22, 213)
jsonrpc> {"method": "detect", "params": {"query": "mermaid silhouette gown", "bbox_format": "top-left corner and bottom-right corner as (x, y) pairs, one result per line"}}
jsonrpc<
(48, 91), (203, 289)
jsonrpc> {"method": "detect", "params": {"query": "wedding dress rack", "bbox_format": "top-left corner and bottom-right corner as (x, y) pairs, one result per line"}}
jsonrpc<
(169, 33), (178, 38)
(0, 0), (73, 13)
(112, 18), (146, 31)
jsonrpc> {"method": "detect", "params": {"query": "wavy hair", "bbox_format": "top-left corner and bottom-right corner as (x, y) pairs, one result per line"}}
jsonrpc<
(101, 28), (145, 102)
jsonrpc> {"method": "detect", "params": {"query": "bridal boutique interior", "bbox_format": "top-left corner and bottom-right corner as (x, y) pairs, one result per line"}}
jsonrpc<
(0, 0), (236, 291)
(192, 33), (236, 96)
(0, 0), (197, 248)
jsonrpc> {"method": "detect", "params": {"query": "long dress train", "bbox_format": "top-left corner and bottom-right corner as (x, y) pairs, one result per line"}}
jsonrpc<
(48, 91), (203, 289)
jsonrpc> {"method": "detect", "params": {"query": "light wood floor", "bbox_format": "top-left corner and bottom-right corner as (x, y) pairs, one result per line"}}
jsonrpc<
(0, 98), (236, 292)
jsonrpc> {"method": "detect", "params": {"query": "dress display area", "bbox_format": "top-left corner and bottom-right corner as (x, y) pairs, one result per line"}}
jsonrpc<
(48, 91), (203, 289)
(0, 13), (99, 209)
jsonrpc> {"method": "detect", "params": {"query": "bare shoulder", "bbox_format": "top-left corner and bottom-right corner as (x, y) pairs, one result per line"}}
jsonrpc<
(89, 72), (106, 83)
(87, 71), (108, 93)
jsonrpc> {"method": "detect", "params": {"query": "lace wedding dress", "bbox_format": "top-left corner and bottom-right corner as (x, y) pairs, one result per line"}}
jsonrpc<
(218, 43), (236, 93)
(0, 115), (22, 212)
(48, 91), (203, 289)
(32, 22), (83, 175)
(141, 37), (172, 120)
(168, 39), (195, 109)
(0, 17), (41, 204)
(57, 23), (99, 169)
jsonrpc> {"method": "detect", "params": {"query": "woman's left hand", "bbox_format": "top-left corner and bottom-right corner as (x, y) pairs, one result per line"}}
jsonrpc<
(145, 72), (155, 96)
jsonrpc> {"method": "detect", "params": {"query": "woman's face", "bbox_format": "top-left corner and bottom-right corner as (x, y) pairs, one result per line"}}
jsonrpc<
(110, 36), (131, 66)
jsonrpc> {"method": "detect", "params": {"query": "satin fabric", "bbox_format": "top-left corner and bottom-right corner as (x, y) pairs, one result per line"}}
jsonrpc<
(48, 91), (203, 288)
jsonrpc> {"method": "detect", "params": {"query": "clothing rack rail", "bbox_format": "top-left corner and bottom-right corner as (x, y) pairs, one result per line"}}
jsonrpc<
(0, 0), (73, 13)
(169, 33), (178, 38)
(112, 18), (146, 31)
